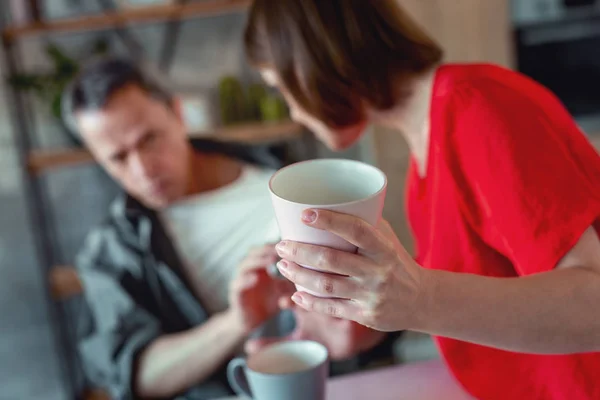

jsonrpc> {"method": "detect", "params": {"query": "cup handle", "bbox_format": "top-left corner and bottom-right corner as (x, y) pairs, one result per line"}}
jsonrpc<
(227, 357), (253, 398)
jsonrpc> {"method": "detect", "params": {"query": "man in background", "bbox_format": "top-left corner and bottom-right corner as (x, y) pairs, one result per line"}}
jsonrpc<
(64, 58), (392, 399)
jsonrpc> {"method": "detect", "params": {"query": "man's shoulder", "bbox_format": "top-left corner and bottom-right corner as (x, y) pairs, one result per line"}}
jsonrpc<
(75, 196), (144, 273)
(75, 214), (124, 271)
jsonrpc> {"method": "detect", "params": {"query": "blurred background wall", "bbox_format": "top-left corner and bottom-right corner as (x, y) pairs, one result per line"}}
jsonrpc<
(0, 2), (371, 398)
(3, 0), (600, 399)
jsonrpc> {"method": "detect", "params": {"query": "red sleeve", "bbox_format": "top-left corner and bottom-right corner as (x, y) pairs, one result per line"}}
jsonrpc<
(446, 77), (600, 276)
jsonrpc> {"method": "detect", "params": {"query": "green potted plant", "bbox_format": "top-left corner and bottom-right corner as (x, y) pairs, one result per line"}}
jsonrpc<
(8, 39), (110, 146)
(218, 77), (288, 126)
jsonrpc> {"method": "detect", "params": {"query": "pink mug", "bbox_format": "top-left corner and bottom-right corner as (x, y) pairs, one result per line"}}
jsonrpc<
(269, 159), (387, 296)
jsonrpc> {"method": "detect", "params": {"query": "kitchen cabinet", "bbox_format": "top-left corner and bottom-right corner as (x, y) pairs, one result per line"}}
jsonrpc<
(399, 0), (514, 67)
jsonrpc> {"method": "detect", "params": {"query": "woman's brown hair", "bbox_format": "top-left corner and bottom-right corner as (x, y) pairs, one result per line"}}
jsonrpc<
(244, 0), (443, 128)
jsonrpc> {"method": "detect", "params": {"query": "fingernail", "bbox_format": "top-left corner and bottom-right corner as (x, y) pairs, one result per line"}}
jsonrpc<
(276, 241), (288, 252)
(277, 260), (289, 270)
(302, 210), (317, 224)
(291, 293), (303, 304)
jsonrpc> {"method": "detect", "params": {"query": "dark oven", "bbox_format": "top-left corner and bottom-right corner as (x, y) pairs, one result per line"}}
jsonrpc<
(513, 0), (600, 133)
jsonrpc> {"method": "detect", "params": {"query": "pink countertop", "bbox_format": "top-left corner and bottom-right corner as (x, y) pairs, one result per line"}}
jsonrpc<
(326, 359), (473, 400)
(216, 359), (474, 400)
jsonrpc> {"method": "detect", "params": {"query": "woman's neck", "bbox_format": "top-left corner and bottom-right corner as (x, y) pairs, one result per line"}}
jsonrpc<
(371, 67), (438, 177)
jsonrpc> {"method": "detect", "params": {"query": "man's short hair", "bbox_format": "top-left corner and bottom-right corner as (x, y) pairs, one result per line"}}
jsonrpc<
(61, 57), (173, 135)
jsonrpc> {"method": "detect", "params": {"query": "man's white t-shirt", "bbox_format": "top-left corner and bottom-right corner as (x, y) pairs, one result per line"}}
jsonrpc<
(161, 166), (280, 315)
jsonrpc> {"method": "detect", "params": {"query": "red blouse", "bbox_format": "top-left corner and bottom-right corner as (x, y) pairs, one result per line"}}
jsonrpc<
(407, 63), (600, 400)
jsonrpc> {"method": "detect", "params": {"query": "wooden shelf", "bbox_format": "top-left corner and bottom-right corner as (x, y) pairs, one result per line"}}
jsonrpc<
(28, 148), (93, 174)
(49, 266), (83, 301)
(3, 0), (251, 41)
(195, 120), (303, 144)
(27, 120), (304, 174)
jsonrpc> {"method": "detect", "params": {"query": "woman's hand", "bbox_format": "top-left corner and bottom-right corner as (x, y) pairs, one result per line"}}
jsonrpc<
(275, 209), (426, 332)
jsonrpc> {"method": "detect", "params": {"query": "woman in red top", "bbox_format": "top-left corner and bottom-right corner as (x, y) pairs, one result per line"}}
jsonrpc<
(245, 1), (600, 399)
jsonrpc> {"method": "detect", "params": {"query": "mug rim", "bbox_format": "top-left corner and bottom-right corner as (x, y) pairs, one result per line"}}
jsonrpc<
(246, 340), (329, 376)
(268, 158), (388, 208)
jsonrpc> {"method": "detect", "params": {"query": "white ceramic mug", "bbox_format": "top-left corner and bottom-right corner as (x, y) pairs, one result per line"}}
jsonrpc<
(269, 158), (387, 296)
(227, 340), (329, 400)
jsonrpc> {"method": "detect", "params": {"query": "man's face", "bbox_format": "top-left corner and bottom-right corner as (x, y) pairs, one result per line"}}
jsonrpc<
(76, 85), (191, 209)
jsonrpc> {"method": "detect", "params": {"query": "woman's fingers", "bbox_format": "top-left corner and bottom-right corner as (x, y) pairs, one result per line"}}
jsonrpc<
(276, 241), (370, 277)
(290, 291), (362, 322)
(301, 209), (388, 252)
(277, 260), (362, 298)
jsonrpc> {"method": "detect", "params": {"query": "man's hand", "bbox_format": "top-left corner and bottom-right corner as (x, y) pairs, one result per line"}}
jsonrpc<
(135, 245), (293, 398)
(245, 297), (386, 360)
(229, 245), (295, 334)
